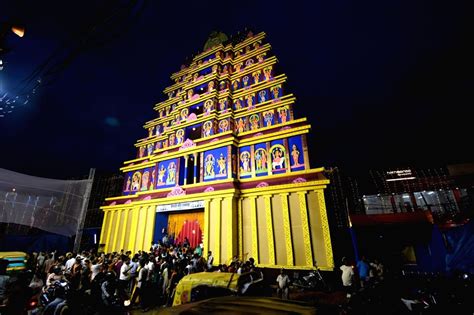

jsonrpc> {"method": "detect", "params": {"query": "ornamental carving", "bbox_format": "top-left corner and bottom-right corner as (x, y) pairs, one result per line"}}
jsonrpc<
(109, 201), (116, 206)
(256, 182), (269, 188)
(253, 132), (263, 137)
(160, 151), (169, 155)
(210, 138), (220, 143)
(292, 177), (307, 183)
(280, 126), (291, 131)
(187, 113), (197, 121)
(204, 186), (215, 192)
(125, 199), (132, 204)
(167, 185), (186, 197)
(143, 196), (152, 200)
(179, 139), (196, 151)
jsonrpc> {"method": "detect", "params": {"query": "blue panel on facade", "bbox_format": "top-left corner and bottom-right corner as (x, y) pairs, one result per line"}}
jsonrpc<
(157, 158), (179, 188)
(239, 145), (252, 178)
(203, 147), (229, 181)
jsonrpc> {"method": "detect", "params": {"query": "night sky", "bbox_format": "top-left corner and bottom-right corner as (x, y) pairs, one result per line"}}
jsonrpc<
(0, 0), (473, 181)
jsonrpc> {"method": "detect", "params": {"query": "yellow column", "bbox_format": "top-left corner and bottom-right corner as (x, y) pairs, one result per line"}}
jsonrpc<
(135, 206), (147, 251)
(225, 197), (234, 263)
(99, 210), (110, 246)
(249, 195), (259, 264)
(104, 210), (116, 253)
(183, 155), (189, 185)
(280, 193), (294, 266)
(119, 209), (130, 251)
(298, 191), (314, 267)
(111, 210), (122, 252)
(203, 200), (211, 256)
(214, 198), (222, 265)
(264, 195), (275, 265)
(142, 205), (156, 250)
(238, 198), (243, 259)
(128, 206), (140, 253)
(316, 189), (334, 269)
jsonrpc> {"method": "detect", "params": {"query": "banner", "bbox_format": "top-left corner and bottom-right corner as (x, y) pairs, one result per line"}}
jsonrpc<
(0, 168), (91, 236)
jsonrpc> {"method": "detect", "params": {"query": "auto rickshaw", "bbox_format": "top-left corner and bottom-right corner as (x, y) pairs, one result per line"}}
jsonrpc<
(172, 271), (263, 306)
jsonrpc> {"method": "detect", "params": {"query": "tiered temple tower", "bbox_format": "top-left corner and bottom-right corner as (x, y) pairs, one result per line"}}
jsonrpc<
(100, 31), (334, 271)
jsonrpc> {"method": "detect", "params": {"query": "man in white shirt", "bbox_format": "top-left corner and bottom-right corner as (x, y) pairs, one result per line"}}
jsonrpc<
(65, 254), (76, 272)
(340, 257), (355, 297)
(119, 256), (132, 295)
(276, 269), (290, 299)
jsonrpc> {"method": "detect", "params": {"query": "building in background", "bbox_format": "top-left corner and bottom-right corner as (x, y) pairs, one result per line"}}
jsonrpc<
(80, 171), (123, 251)
(99, 30), (334, 271)
(335, 164), (474, 272)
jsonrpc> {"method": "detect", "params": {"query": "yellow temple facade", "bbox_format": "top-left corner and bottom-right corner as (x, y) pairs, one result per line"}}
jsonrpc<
(100, 31), (334, 271)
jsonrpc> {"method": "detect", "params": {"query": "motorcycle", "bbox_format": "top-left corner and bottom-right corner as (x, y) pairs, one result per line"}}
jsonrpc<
(293, 268), (329, 291)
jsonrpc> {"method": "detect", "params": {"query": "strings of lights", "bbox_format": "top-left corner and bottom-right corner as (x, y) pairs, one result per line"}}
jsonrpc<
(0, 0), (149, 118)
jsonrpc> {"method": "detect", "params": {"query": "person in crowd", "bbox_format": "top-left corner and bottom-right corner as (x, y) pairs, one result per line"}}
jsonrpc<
(276, 268), (290, 299)
(207, 251), (214, 271)
(0, 259), (10, 305)
(131, 259), (149, 311)
(356, 256), (370, 289)
(119, 256), (132, 296)
(340, 257), (355, 297)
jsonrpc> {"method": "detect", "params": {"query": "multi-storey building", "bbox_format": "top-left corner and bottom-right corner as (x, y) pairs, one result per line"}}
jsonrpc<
(99, 31), (334, 270)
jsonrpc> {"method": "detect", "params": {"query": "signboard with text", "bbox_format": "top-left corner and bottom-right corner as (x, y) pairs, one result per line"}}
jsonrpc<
(156, 200), (204, 212)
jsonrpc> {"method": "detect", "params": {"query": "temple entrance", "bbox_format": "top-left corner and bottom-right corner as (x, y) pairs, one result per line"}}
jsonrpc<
(153, 209), (204, 248)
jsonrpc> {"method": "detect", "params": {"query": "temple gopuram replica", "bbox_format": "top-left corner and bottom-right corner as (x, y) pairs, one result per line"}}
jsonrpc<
(100, 31), (334, 271)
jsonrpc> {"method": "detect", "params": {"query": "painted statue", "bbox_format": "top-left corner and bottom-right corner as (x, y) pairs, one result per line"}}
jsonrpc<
(219, 119), (229, 132)
(180, 108), (189, 121)
(208, 81), (215, 92)
(204, 100), (214, 114)
(291, 144), (301, 167)
(141, 171), (150, 191)
(155, 125), (161, 136)
(150, 168), (156, 190)
(176, 129), (184, 145)
(219, 81), (227, 91)
(205, 154), (215, 178)
(203, 121), (213, 137)
(166, 162), (176, 184)
(125, 176), (131, 191)
(263, 66), (272, 81)
(242, 75), (250, 87)
(234, 98), (242, 110)
(240, 151), (251, 173)
(217, 153), (227, 175)
(249, 114), (260, 130)
(257, 54), (265, 63)
(169, 133), (176, 146)
(263, 110), (274, 126)
(158, 165), (166, 185)
(139, 146), (145, 158)
(255, 148), (268, 172)
(245, 58), (254, 67)
(278, 107), (288, 123)
(232, 80), (239, 91)
(131, 172), (141, 191)
(271, 85), (281, 99)
(259, 90), (267, 103)
(271, 147), (285, 170)
(147, 143), (154, 155)
(187, 89), (194, 100)
(252, 71), (261, 84)
(234, 62), (243, 72)
(235, 117), (246, 133)
(246, 94), (254, 107)
(219, 99), (227, 111)
(148, 127), (153, 137)
(212, 64), (219, 73)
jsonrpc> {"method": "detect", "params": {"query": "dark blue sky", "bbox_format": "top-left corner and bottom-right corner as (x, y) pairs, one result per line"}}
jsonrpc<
(0, 0), (472, 180)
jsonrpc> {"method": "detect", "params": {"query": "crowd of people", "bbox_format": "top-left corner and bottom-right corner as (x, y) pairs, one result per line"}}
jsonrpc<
(340, 255), (385, 296)
(1, 235), (263, 314)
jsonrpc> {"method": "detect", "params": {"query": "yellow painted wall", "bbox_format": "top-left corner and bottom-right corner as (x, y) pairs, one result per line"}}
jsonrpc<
(99, 181), (334, 270)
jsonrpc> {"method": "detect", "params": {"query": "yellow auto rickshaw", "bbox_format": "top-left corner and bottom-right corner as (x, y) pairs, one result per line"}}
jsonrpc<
(172, 271), (263, 307)
(0, 251), (28, 273)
